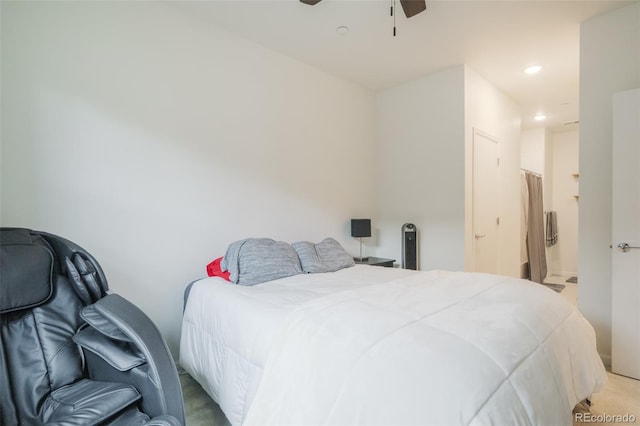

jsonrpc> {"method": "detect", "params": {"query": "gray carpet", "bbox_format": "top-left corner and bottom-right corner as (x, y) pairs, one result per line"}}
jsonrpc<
(180, 371), (229, 426)
(543, 283), (566, 293)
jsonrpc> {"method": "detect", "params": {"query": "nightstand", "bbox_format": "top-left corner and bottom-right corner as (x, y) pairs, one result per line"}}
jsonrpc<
(354, 257), (395, 268)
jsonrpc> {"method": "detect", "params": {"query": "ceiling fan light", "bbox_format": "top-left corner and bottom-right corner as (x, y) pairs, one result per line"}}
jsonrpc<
(534, 114), (547, 121)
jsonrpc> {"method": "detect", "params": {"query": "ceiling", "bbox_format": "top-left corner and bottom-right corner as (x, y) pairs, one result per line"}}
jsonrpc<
(172, 0), (634, 130)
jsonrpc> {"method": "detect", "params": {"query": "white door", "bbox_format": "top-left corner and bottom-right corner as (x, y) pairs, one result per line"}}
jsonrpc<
(473, 129), (499, 274)
(612, 88), (640, 380)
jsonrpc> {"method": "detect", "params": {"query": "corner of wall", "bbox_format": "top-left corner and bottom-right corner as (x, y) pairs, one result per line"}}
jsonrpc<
(463, 66), (522, 277)
(374, 65), (465, 271)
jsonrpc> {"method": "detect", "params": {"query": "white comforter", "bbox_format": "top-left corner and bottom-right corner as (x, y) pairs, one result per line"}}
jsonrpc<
(180, 266), (606, 426)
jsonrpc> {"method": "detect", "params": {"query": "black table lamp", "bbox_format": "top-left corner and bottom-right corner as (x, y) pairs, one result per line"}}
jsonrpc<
(351, 219), (371, 261)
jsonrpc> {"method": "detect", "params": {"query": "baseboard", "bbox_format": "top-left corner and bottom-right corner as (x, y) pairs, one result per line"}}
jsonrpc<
(599, 352), (612, 370)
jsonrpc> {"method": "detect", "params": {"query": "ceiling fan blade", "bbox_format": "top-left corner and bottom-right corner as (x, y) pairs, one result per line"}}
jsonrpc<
(399, 0), (426, 18)
(300, 0), (322, 5)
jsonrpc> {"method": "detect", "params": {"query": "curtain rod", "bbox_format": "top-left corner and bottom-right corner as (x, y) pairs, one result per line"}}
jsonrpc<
(521, 168), (542, 177)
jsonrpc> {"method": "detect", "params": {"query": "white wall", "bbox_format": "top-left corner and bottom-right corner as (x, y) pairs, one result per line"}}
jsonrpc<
(374, 66), (466, 271)
(521, 128), (546, 175)
(548, 130), (579, 277)
(0, 1), (376, 356)
(464, 67), (522, 277)
(520, 128), (554, 213)
(579, 2), (640, 365)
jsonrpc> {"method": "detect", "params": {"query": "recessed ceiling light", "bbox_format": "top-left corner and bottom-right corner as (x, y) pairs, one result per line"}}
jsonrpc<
(336, 26), (349, 35)
(524, 65), (542, 75)
(534, 114), (547, 121)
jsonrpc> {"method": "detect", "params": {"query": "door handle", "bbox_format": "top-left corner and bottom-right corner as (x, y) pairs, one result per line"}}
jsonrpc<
(474, 233), (486, 240)
(617, 242), (640, 253)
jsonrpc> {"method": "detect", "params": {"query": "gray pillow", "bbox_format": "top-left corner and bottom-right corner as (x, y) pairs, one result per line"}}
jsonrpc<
(292, 238), (355, 273)
(221, 238), (302, 286)
(291, 241), (325, 273)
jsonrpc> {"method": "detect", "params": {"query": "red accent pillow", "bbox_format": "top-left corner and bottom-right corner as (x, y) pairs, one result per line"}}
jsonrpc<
(206, 257), (231, 281)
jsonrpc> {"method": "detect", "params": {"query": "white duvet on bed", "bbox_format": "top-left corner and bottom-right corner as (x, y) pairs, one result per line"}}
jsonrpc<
(180, 266), (606, 426)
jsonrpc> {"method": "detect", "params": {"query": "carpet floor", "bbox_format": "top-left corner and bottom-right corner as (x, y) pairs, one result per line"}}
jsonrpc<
(180, 371), (229, 426)
(543, 282), (566, 293)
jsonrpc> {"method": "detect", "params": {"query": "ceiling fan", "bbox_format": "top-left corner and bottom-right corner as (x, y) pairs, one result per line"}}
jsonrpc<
(300, 0), (427, 19)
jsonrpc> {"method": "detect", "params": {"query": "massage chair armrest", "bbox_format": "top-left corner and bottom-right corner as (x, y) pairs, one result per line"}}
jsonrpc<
(73, 327), (146, 371)
(80, 294), (185, 424)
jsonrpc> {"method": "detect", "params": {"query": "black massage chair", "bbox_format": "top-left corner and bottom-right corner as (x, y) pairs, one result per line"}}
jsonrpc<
(0, 228), (185, 425)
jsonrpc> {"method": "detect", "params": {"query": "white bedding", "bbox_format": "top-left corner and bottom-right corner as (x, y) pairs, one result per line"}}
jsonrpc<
(179, 266), (606, 425)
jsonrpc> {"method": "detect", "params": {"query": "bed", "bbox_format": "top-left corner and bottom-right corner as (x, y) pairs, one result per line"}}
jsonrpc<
(180, 240), (606, 426)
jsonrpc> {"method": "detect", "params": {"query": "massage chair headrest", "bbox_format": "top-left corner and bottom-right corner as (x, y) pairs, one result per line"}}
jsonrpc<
(0, 228), (54, 314)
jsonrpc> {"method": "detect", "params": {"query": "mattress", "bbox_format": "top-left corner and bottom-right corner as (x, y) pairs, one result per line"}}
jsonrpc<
(179, 265), (606, 425)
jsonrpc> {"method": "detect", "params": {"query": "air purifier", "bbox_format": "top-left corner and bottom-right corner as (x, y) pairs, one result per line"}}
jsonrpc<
(402, 223), (418, 270)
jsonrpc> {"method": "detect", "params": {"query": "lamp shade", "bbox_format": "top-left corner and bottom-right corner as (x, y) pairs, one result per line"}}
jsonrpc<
(351, 219), (371, 238)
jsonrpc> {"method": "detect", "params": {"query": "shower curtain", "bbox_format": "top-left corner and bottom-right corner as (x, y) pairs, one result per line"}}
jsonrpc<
(525, 172), (547, 283)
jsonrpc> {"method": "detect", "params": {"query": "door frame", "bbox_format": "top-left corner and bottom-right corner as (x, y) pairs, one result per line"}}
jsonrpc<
(611, 88), (640, 379)
(472, 128), (500, 273)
